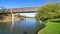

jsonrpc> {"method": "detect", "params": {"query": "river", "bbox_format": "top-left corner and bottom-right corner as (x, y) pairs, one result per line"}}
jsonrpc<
(0, 18), (45, 34)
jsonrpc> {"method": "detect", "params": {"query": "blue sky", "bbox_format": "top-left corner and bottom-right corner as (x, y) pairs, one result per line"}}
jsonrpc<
(0, 0), (58, 8)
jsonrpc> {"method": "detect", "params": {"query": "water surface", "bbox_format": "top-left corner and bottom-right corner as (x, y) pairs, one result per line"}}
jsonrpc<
(0, 18), (45, 34)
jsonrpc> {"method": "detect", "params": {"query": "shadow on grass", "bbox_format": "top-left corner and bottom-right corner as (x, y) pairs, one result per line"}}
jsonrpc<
(51, 20), (60, 23)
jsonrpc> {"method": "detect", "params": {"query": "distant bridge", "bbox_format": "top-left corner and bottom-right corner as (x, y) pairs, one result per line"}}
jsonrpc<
(10, 7), (38, 13)
(0, 7), (38, 13)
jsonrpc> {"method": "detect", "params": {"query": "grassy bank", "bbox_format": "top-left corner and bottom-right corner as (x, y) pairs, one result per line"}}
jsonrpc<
(38, 19), (60, 34)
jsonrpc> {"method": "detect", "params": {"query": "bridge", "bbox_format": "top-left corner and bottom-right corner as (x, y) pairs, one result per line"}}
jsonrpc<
(10, 7), (38, 28)
(9, 7), (38, 13)
(0, 7), (38, 26)
(7, 7), (38, 26)
(0, 7), (38, 13)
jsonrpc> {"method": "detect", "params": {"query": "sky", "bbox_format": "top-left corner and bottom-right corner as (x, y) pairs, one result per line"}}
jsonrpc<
(0, 0), (58, 8)
(0, 0), (59, 17)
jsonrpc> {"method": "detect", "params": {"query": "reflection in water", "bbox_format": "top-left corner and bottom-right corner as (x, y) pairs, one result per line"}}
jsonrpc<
(0, 22), (7, 31)
(0, 22), (11, 34)
(11, 14), (14, 30)
(11, 20), (14, 31)
(0, 18), (45, 34)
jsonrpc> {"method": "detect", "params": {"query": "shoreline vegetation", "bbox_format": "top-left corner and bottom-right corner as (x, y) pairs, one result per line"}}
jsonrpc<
(35, 3), (60, 21)
(0, 17), (26, 22)
(0, 14), (27, 22)
(35, 2), (60, 34)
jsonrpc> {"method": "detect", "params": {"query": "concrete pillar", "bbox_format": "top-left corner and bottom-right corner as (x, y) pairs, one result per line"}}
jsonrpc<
(11, 8), (14, 29)
(11, 13), (14, 29)
(12, 13), (14, 23)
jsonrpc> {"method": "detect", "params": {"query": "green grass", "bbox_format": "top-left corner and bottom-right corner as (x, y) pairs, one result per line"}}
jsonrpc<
(50, 18), (60, 21)
(38, 22), (60, 34)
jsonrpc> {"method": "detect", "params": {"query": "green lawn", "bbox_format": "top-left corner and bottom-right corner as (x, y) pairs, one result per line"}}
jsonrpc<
(50, 18), (60, 22)
(38, 21), (60, 34)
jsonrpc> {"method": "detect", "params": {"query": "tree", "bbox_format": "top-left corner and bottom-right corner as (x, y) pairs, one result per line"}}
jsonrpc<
(0, 6), (9, 20)
(35, 3), (60, 21)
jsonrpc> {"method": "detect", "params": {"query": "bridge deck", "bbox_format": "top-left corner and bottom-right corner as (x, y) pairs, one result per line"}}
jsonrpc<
(0, 7), (38, 13)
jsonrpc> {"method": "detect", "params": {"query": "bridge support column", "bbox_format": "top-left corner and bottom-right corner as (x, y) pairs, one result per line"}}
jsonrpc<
(12, 13), (14, 23)
(11, 13), (14, 28)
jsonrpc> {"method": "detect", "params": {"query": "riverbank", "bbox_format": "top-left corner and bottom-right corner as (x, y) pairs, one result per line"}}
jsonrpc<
(0, 19), (20, 22)
(0, 16), (26, 22)
(38, 18), (60, 34)
(38, 22), (60, 34)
